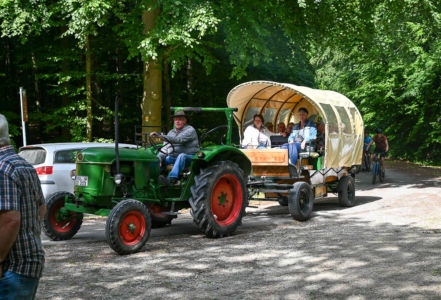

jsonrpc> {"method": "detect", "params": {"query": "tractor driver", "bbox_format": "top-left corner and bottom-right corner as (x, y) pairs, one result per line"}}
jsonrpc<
(150, 110), (199, 185)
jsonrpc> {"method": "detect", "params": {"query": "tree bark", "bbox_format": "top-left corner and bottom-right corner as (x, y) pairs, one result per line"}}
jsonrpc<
(186, 58), (194, 104)
(85, 36), (93, 141)
(141, 6), (162, 134)
(60, 28), (70, 138)
(31, 51), (41, 112)
(163, 61), (172, 131)
(31, 50), (42, 143)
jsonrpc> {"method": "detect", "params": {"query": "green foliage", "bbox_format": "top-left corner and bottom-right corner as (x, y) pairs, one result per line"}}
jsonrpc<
(0, 0), (440, 164)
(310, 0), (441, 164)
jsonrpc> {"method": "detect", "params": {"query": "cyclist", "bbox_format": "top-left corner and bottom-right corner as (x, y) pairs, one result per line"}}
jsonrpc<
(366, 128), (389, 173)
(363, 130), (372, 170)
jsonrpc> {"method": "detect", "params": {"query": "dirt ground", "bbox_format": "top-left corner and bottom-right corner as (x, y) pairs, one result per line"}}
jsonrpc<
(37, 161), (441, 299)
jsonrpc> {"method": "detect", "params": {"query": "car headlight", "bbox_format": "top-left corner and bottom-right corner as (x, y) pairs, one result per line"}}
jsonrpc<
(70, 170), (76, 181)
(114, 173), (123, 185)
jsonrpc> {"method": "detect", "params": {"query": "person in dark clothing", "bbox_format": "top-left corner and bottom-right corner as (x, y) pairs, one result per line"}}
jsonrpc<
(316, 120), (325, 151)
(0, 114), (46, 300)
(366, 128), (389, 173)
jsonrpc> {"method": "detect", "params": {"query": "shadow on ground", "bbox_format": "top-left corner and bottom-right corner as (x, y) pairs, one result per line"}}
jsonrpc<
(355, 161), (441, 192)
(37, 213), (441, 299)
(37, 161), (441, 299)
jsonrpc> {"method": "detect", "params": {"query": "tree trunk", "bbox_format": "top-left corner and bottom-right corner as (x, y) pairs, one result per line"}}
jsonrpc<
(141, 7), (162, 134)
(85, 36), (93, 141)
(60, 28), (70, 138)
(163, 61), (172, 131)
(186, 58), (194, 104)
(31, 50), (42, 143)
(31, 51), (41, 112)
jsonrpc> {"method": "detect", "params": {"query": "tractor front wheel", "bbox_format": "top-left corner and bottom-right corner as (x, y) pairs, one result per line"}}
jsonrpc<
(105, 199), (151, 255)
(43, 192), (83, 241)
(189, 161), (247, 238)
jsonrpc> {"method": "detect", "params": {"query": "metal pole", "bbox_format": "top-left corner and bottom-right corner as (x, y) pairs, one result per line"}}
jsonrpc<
(19, 87), (27, 146)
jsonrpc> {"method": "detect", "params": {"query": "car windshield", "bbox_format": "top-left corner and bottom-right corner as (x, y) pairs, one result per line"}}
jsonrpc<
(19, 147), (47, 165)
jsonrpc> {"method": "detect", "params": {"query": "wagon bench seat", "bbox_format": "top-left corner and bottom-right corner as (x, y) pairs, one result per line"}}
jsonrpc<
(240, 149), (290, 177)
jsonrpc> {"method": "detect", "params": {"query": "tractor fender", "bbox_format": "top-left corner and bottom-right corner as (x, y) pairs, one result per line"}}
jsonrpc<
(193, 146), (252, 176)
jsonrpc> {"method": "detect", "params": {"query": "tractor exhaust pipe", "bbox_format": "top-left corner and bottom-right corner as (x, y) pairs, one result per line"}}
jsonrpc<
(114, 95), (122, 184)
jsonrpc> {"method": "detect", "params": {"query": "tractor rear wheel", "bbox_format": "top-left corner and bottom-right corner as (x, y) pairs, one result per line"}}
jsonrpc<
(43, 192), (83, 241)
(338, 175), (356, 207)
(189, 161), (247, 238)
(105, 199), (151, 255)
(288, 182), (313, 221)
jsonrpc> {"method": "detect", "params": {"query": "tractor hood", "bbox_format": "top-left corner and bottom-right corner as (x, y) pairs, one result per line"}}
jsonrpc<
(77, 147), (157, 164)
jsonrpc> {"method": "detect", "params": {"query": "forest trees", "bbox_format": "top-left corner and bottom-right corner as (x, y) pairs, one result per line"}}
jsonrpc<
(307, 0), (441, 162)
(1, 0), (440, 163)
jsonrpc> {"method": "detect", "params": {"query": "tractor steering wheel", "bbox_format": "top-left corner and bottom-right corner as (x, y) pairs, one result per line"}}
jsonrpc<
(148, 134), (175, 155)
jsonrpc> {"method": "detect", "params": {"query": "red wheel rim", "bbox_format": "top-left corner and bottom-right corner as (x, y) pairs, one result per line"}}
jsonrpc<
(210, 174), (243, 226)
(119, 211), (146, 246)
(50, 201), (77, 232)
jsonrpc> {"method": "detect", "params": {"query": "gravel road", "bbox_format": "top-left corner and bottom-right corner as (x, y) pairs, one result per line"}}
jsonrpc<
(37, 161), (441, 300)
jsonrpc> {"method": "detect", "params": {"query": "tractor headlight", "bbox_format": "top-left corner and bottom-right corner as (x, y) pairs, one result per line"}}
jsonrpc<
(114, 173), (123, 185)
(70, 170), (76, 181)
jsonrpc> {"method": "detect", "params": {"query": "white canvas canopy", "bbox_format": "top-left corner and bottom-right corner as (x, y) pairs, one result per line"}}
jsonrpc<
(226, 81), (364, 168)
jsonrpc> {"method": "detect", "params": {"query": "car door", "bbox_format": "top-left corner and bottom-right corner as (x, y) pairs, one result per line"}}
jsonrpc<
(52, 148), (84, 194)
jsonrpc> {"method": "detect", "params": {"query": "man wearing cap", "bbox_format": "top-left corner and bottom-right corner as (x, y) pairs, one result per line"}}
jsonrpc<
(286, 107), (317, 175)
(0, 114), (46, 300)
(150, 110), (199, 185)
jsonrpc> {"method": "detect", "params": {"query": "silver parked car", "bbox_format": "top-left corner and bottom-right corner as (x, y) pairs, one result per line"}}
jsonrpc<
(18, 143), (137, 199)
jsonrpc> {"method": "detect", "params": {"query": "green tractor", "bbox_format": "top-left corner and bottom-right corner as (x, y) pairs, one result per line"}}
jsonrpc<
(43, 106), (251, 255)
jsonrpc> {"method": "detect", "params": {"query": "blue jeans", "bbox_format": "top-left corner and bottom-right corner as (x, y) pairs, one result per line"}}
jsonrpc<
(0, 271), (39, 300)
(165, 153), (193, 179)
(281, 142), (302, 165)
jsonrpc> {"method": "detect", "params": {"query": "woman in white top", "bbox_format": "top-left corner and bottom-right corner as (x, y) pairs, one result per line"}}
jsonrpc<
(241, 114), (272, 149)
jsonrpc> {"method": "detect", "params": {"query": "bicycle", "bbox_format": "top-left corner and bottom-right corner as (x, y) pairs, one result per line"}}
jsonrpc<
(371, 153), (385, 184)
(362, 150), (371, 172)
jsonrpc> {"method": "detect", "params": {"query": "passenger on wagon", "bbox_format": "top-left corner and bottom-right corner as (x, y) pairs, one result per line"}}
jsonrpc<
(285, 108), (317, 175)
(242, 114), (272, 149)
(286, 122), (294, 136)
(316, 120), (325, 151)
(277, 122), (288, 137)
(264, 122), (275, 134)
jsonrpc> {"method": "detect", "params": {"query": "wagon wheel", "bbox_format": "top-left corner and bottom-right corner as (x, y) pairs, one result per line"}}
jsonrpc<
(43, 192), (83, 241)
(278, 196), (289, 206)
(189, 161), (247, 237)
(105, 199), (151, 255)
(288, 182), (314, 221)
(338, 175), (356, 207)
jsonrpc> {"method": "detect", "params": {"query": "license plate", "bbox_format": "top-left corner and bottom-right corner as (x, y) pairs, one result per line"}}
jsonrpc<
(74, 176), (88, 187)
